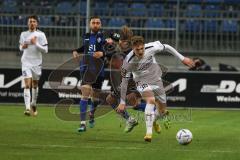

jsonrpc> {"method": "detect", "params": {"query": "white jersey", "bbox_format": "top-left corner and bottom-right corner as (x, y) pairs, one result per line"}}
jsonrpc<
(120, 41), (185, 104)
(19, 30), (48, 67)
(122, 41), (165, 85)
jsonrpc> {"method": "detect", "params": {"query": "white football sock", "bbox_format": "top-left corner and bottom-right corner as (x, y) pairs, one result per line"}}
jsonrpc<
(24, 88), (31, 110)
(81, 121), (86, 125)
(31, 87), (38, 106)
(145, 103), (155, 135)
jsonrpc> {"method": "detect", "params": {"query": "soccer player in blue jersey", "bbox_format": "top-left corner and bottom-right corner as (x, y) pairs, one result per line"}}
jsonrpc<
(72, 16), (111, 132)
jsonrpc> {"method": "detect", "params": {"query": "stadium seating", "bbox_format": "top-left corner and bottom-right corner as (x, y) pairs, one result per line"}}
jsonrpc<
(184, 19), (201, 32)
(165, 19), (176, 28)
(204, 5), (221, 17)
(2, 0), (17, 13)
(93, 2), (109, 16)
(148, 3), (164, 17)
(145, 19), (165, 28)
(185, 4), (202, 17)
(73, 1), (87, 15)
(204, 0), (223, 3)
(56, 1), (72, 14)
(39, 16), (53, 26)
(0, 16), (14, 25)
(111, 2), (128, 16)
(221, 20), (238, 32)
(203, 20), (218, 32)
(129, 3), (146, 17)
(107, 18), (127, 27)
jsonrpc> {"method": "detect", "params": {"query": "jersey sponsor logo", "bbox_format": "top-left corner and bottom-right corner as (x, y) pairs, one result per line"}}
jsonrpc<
(97, 37), (102, 43)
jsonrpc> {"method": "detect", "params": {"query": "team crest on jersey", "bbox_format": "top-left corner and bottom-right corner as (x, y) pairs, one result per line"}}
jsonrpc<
(97, 37), (102, 43)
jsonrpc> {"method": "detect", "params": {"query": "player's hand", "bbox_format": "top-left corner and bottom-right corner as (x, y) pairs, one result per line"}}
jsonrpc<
(30, 36), (37, 45)
(182, 57), (195, 68)
(72, 51), (80, 62)
(116, 103), (126, 113)
(106, 38), (113, 44)
(22, 44), (28, 49)
(93, 51), (103, 58)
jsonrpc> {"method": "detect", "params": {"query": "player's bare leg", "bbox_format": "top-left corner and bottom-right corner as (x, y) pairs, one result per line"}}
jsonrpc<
(23, 78), (32, 116)
(31, 80), (39, 116)
(78, 84), (91, 132)
(142, 90), (156, 142)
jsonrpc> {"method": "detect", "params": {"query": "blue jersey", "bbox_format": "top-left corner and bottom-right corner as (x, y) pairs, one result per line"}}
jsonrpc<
(80, 31), (106, 77)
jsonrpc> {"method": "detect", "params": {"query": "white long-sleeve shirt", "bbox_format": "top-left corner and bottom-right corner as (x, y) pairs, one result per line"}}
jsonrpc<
(120, 41), (185, 104)
(19, 30), (48, 67)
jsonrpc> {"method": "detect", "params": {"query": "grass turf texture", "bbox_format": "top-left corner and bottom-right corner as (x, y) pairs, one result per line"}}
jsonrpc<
(0, 105), (240, 160)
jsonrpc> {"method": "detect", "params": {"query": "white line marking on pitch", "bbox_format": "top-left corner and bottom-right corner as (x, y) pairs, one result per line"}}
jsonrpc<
(0, 143), (236, 153)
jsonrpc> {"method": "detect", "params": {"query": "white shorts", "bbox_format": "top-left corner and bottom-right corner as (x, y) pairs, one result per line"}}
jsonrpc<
(137, 81), (166, 104)
(22, 65), (42, 80)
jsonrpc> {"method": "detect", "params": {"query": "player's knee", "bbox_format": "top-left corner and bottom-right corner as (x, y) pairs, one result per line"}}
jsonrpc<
(80, 85), (91, 96)
(32, 80), (38, 87)
(24, 85), (31, 89)
(145, 97), (155, 105)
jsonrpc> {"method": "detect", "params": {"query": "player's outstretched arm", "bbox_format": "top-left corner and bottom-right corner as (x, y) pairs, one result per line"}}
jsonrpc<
(163, 44), (195, 68)
(116, 68), (129, 112)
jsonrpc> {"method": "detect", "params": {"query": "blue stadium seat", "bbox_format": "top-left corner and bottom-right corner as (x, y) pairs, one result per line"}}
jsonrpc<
(0, 16), (14, 25)
(93, 2), (109, 16)
(107, 18), (127, 27)
(165, 19), (176, 28)
(39, 16), (52, 26)
(186, 0), (202, 3)
(204, 5), (221, 17)
(184, 19), (201, 32)
(129, 3), (146, 17)
(111, 2), (128, 16)
(203, 20), (218, 32)
(73, 1), (86, 15)
(2, 0), (17, 13)
(204, 0), (223, 3)
(56, 1), (72, 14)
(185, 5), (202, 17)
(148, 3), (164, 17)
(145, 19), (165, 28)
(223, 0), (240, 4)
(221, 20), (238, 32)
(15, 16), (27, 25)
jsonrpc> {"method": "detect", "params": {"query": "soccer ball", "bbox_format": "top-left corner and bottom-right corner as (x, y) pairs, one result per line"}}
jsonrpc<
(176, 129), (193, 145)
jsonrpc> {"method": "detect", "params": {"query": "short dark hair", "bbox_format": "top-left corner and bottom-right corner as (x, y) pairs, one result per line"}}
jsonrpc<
(131, 36), (144, 46)
(28, 15), (39, 23)
(89, 16), (101, 21)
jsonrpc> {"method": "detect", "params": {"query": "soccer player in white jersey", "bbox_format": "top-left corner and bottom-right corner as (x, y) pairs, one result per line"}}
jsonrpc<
(19, 15), (48, 116)
(117, 36), (194, 142)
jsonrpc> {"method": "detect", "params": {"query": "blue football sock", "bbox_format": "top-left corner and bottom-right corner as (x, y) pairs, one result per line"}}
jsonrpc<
(134, 102), (146, 112)
(80, 99), (88, 121)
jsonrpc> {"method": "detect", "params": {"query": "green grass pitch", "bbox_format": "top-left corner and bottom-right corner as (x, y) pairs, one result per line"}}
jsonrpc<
(0, 105), (240, 160)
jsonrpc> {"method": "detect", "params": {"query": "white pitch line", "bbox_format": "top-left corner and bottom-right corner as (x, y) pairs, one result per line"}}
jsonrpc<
(0, 143), (237, 153)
